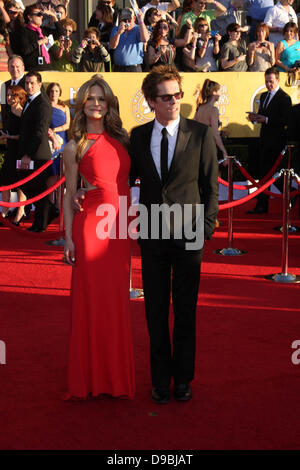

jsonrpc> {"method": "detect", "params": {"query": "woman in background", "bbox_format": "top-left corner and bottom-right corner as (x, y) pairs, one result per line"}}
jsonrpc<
(275, 21), (300, 72)
(0, 84), (27, 225)
(248, 22), (275, 72)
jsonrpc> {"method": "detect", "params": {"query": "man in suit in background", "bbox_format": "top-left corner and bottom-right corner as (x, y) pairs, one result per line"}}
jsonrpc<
(248, 66), (292, 214)
(1, 55), (25, 131)
(130, 65), (218, 404)
(18, 71), (53, 232)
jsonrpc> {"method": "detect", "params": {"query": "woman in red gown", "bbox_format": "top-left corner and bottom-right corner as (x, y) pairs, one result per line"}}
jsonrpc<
(63, 77), (135, 399)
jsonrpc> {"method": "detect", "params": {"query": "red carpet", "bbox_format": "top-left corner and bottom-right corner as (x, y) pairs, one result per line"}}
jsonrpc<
(0, 199), (300, 450)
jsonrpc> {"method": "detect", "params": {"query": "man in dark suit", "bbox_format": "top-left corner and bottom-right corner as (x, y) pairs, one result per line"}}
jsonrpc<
(248, 66), (292, 214)
(130, 65), (219, 404)
(1, 55), (25, 131)
(18, 71), (53, 232)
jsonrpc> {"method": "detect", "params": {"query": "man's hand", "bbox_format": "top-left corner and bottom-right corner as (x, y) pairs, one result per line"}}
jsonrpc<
(20, 155), (32, 170)
(254, 114), (267, 124)
(72, 188), (86, 213)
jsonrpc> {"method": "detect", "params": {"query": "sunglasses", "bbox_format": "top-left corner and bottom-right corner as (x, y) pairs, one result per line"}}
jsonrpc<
(156, 91), (184, 102)
(32, 12), (44, 17)
(7, 10), (19, 15)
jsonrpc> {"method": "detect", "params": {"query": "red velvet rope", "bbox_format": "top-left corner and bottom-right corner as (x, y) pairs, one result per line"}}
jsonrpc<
(0, 176), (65, 207)
(0, 159), (56, 191)
(218, 177), (250, 190)
(237, 163), (300, 198)
(0, 215), (64, 239)
(219, 176), (277, 211)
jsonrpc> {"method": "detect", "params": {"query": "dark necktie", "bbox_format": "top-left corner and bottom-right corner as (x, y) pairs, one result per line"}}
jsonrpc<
(263, 92), (271, 109)
(161, 127), (169, 186)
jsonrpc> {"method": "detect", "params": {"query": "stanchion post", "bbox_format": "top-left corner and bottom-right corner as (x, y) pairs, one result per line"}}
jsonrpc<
(215, 156), (247, 256)
(266, 169), (300, 283)
(46, 154), (65, 247)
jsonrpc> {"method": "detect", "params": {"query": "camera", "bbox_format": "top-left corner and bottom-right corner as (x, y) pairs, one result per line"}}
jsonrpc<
(56, 12), (61, 19)
(259, 42), (266, 47)
(122, 21), (129, 29)
(293, 60), (300, 68)
(210, 30), (219, 37)
(63, 36), (69, 41)
(38, 57), (44, 65)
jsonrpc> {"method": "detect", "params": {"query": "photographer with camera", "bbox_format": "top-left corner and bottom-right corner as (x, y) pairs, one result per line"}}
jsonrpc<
(17, 4), (54, 71)
(72, 26), (110, 72)
(50, 17), (78, 71)
(109, 8), (149, 72)
(194, 17), (221, 71)
(275, 21), (300, 72)
(248, 22), (275, 71)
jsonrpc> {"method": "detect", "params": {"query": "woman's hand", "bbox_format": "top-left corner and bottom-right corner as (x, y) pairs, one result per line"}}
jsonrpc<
(214, 33), (221, 42)
(63, 239), (76, 266)
(237, 54), (246, 62)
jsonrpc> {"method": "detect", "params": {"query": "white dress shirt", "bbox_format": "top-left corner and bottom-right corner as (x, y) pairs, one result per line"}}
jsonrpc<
(10, 74), (24, 86)
(150, 116), (180, 180)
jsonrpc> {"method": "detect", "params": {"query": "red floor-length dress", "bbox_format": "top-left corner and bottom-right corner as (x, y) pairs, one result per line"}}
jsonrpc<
(67, 132), (135, 399)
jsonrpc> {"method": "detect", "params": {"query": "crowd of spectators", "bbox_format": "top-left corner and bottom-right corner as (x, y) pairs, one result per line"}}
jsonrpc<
(0, 0), (299, 73)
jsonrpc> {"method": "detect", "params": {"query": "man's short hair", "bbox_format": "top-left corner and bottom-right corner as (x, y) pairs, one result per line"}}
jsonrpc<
(265, 66), (279, 79)
(142, 65), (183, 103)
(84, 27), (100, 39)
(25, 71), (42, 83)
(8, 55), (24, 66)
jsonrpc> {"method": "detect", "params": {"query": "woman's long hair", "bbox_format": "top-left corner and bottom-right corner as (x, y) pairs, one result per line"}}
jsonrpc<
(71, 77), (129, 162)
(151, 19), (169, 48)
(194, 79), (220, 107)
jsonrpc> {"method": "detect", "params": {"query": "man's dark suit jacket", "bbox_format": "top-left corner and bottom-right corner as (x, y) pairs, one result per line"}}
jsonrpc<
(130, 116), (219, 246)
(18, 93), (52, 161)
(258, 88), (292, 153)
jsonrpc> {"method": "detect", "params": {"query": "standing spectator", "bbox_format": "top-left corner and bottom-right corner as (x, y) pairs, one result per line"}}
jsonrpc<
(264, 0), (298, 47)
(109, 8), (149, 72)
(92, 3), (114, 47)
(220, 22), (248, 70)
(1, 55), (25, 133)
(147, 19), (176, 67)
(72, 26), (110, 72)
(55, 4), (67, 21)
(144, 7), (162, 33)
(17, 4), (60, 71)
(247, 67), (292, 213)
(194, 16), (221, 71)
(46, 82), (70, 210)
(141, 0), (180, 17)
(275, 21), (300, 71)
(0, 85), (27, 225)
(89, 0), (120, 27)
(5, 1), (24, 57)
(18, 71), (53, 232)
(248, 22), (275, 71)
(246, 0), (274, 41)
(194, 79), (228, 159)
(180, 0), (227, 29)
(50, 17), (78, 71)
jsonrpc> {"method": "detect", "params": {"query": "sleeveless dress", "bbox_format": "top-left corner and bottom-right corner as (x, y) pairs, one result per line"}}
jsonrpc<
(67, 132), (135, 399)
(48, 107), (68, 176)
(278, 40), (300, 71)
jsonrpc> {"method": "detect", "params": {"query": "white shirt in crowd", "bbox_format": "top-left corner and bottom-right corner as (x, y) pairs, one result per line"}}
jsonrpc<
(150, 116), (180, 179)
(264, 2), (298, 46)
(141, 2), (170, 18)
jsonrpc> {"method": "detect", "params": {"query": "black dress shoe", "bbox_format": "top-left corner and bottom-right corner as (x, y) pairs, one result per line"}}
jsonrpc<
(246, 206), (268, 214)
(151, 387), (170, 404)
(174, 383), (192, 402)
(27, 224), (45, 233)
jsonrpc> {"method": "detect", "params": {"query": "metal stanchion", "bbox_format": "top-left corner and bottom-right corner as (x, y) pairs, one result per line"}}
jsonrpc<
(266, 169), (300, 283)
(274, 145), (300, 233)
(47, 154), (65, 247)
(215, 156), (247, 256)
